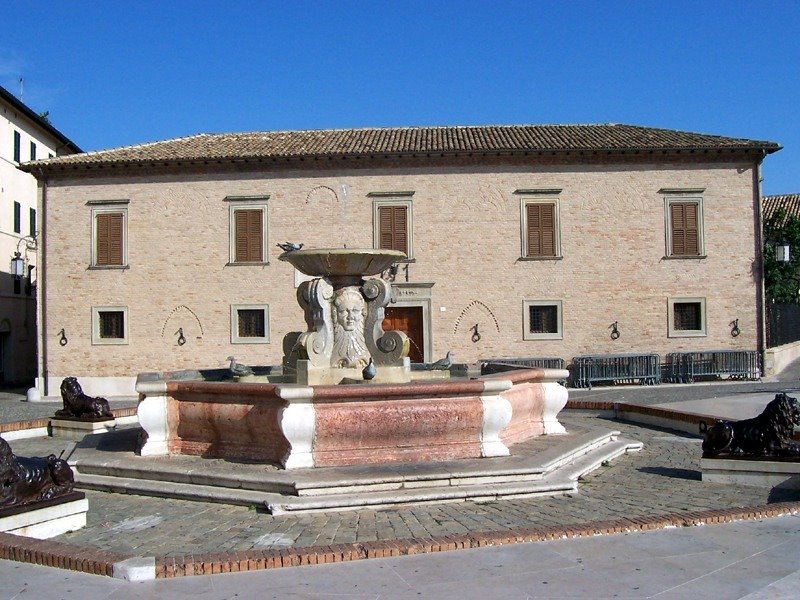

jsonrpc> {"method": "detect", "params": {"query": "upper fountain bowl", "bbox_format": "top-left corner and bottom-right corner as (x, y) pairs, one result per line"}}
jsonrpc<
(279, 248), (407, 278)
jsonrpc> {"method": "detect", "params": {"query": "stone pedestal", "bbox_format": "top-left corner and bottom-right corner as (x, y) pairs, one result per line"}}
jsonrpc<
(701, 457), (800, 489)
(0, 492), (88, 539)
(51, 417), (116, 439)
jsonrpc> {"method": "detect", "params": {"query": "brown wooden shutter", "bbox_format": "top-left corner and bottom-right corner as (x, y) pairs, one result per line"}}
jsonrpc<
(671, 203), (699, 256)
(96, 213), (123, 266)
(378, 206), (408, 255)
(234, 210), (263, 262)
(526, 203), (555, 257)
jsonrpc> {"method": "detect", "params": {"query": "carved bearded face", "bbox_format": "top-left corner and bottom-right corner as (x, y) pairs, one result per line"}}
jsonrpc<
(334, 290), (365, 332)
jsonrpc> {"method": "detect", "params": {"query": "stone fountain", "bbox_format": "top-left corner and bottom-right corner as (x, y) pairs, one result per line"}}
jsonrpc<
(280, 248), (411, 385)
(135, 248), (569, 469)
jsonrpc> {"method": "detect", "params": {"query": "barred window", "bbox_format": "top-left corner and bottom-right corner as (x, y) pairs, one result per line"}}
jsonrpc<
(99, 311), (125, 339)
(92, 306), (128, 345)
(238, 309), (265, 338)
(230, 305), (270, 343)
(523, 300), (563, 340)
(529, 305), (558, 334)
(668, 297), (706, 337)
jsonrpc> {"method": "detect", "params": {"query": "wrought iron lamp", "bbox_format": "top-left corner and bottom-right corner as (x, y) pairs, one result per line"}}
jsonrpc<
(775, 239), (791, 263)
(10, 234), (36, 279)
(10, 252), (24, 278)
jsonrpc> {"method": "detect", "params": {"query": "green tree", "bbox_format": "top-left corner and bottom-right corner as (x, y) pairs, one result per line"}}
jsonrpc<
(764, 208), (800, 302)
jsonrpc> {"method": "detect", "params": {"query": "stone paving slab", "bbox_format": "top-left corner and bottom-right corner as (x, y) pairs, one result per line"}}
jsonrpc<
(2, 415), (790, 559)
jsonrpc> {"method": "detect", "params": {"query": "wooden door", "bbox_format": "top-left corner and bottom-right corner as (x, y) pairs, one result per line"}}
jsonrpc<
(382, 306), (424, 363)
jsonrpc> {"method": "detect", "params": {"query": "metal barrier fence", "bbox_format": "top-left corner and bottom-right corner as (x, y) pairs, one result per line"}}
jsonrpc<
(571, 353), (661, 389)
(665, 350), (760, 383)
(480, 357), (566, 375)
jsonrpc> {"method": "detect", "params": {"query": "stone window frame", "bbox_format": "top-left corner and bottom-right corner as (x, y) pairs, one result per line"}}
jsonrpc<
(667, 297), (707, 338)
(523, 299), (563, 340)
(230, 304), (270, 344)
(226, 195), (270, 266)
(88, 200), (129, 269)
(517, 188), (562, 260)
(91, 305), (129, 345)
(369, 191), (414, 260)
(661, 188), (706, 259)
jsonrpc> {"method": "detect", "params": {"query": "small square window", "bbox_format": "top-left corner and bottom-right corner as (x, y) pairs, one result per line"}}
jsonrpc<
(231, 304), (270, 344)
(92, 306), (129, 345)
(668, 297), (706, 337)
(523, 300), (563, 340)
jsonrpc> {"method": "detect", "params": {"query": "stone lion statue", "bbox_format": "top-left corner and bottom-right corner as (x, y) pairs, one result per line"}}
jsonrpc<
(700, 393), (800, 458)
(0, 437), (75, 507)
(56, 377), (114, 420)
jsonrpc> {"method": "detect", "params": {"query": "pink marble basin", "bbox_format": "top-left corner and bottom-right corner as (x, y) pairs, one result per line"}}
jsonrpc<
(279, 248), (406, 277)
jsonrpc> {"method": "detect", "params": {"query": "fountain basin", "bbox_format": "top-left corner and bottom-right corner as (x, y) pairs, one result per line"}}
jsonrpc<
(135, 368), (568, 469)
(279, 248), (406, 278)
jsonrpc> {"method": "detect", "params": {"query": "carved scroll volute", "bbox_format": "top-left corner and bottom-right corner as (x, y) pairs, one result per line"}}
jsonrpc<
(296, 278), (334, 367)
(362, 278), (409, 366)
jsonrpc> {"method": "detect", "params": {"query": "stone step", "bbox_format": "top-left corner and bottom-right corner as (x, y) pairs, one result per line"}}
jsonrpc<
(71, 428), (621, 497)
(73, 437), (642, 515)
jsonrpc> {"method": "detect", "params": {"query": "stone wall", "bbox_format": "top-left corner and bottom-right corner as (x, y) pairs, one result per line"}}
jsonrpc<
(39, 154), (762, 395)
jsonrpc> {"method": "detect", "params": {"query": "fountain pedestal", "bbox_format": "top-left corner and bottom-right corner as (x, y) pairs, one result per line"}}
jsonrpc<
(280, 249), (411, 385)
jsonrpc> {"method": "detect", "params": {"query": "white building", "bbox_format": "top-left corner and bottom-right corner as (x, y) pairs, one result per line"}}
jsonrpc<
(0, 84), (80, 384)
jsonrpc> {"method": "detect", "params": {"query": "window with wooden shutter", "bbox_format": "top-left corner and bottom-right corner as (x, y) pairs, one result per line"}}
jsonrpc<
(234, 209), (263, 262)
(378, 205), (408, 255)
(525, 202), (556, 257)
(670, 202), (700, 256)
(96, 212), (124, 266)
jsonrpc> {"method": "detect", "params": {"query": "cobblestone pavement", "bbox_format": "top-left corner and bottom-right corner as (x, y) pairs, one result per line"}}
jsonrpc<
(0, 389), (137, 423)
(36, 414), (797, 558)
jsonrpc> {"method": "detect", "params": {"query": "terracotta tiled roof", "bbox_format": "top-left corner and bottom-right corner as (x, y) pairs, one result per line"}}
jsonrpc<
(20, 123), (780, 172)
(764, 194), (800, 224)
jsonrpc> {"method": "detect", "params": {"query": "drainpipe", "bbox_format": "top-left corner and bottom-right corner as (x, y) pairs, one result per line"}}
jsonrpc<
(35, 170), (48, 397)
(753, 156), (766, 361)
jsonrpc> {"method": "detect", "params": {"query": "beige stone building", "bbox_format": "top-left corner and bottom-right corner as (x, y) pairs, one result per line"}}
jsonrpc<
(21, 124), (779, 396)
(0, 85), (80, 385)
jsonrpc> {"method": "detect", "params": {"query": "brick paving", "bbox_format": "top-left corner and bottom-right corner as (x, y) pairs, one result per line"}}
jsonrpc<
(31, 414), (795, 558)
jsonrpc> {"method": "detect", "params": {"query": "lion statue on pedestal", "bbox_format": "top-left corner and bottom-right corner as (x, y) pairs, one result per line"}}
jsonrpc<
(700, 393), (800, 458)
(56, 377), (114, 420)
(0, 437), (74, 507)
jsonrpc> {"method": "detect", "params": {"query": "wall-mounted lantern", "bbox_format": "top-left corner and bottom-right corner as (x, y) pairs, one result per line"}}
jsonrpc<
(10, 252), (25, 278)
(776, 239), (791, 263)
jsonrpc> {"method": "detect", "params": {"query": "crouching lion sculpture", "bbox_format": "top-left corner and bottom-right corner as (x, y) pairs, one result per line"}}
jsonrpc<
(56, 377), (113, 420)
(700, 392), (800, 458)
(0, 437), (75, 508)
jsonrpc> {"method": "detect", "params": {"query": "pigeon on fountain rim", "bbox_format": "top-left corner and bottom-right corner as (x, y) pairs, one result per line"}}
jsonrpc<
(227, 356), (254, 378)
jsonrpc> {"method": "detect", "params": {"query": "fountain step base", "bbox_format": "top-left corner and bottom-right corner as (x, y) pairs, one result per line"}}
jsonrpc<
(67, 423), (641, 514)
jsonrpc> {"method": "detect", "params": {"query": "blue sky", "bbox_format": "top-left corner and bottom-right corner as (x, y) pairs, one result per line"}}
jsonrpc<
(2, 1), (798, 194)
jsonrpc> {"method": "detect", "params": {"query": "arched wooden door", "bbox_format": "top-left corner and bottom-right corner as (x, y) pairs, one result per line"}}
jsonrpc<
(382, 306), (425, 363)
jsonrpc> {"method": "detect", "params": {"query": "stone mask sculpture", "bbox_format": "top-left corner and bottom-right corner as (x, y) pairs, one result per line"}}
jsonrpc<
(0, 437), (75, 508)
